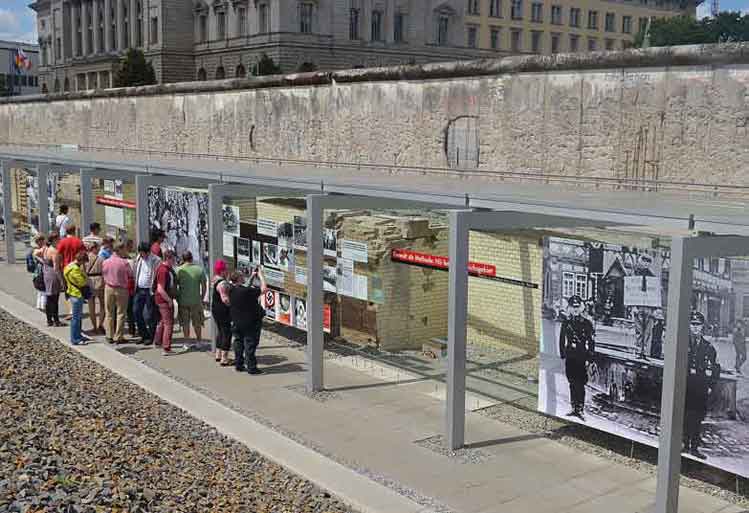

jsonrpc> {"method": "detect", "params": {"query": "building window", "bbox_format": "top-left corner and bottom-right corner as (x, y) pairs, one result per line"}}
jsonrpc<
(97, 1), (105, 52)
(569, 34), (579, 51)
(551, 5), (562, 24)
(238, 7), (247, 36)
(490, 0), (501, 17)
(490, 27), (500, 49)
(622, 16), (632, 34)
(371, 10), (383, 41)
(259, 4), (270, 33)
(575, 274), (588, 299)
(511, 0), (522, 20)
(199, 14), (208, 41)
(588, 10), (598, 30)
(531, 3), (542, 22)
(562, 272), (575, 301)
(135, 1), (143, 46)
(531, 30), (542, 52)
(638, 17), (649, 34)
(640, 0), (648, 4)
(605, 12), (615, 32)
(216, 66), (225, 79)
(467, 25), (477, 47)
(605, 38), (614, 50)
(55, 37), (61, 59)
(437, 15), (449, 45)
(569, 8), (580, 27)
(236, 63), (246, 77)
(510, 28), (521, 51)
(300, 3), (313, 33)
(710, 258), (720, 274)
(551, 32), (560, 53)
(349, 8), (360, 39)
(122, 4), (129, 47)
(468, 0), (479, 15)
(150, 17), (158, 44)
(197, 68), (207, 80)
(110, 6), (117, 49)
(75, 12), (82, 56)
(87, 8), (93, 53)
(217, 11), (226, 39)
(394, 13), (405, 42)
(588, 37), (597, 51)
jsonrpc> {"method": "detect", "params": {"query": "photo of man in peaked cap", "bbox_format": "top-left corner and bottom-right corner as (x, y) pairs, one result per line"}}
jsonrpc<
(684, 310), (720, 460)
(559, 295), (596, 420)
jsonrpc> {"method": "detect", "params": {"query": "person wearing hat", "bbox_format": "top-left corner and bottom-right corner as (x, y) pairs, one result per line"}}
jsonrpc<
(684, 311), (719, 460)
(649, 308), (665, 359)
(559, 295), (596, 420)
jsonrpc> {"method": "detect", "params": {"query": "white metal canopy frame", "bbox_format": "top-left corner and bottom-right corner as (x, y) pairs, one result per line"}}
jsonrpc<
(2, 147), (749, 513)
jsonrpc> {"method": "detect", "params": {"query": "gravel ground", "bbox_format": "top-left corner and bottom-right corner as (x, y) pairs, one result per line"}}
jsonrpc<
(0, 311), (355, 513)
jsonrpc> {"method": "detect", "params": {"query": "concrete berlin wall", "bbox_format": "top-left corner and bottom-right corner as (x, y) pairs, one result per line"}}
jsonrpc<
(1, 44), (749, 187)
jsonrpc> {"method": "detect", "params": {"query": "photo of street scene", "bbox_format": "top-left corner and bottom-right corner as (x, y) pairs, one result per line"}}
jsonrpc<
(538, 236), (749, 477)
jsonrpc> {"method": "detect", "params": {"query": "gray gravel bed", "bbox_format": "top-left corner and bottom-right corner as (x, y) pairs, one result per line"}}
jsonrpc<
(0, 310), (355, 513)
(414, 436), (493, 465)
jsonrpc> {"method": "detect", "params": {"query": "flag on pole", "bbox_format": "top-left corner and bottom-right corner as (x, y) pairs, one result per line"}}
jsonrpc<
(14, 49), (32, 73)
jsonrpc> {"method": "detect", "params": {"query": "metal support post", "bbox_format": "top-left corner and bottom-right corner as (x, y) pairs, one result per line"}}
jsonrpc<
(36, 164), (50, 235)
(80, 168), (94, 235)
(207, 184), (223, 286)
(135, 174), (149, 246)
(447, 210), (469, 450)
(2, 162), (15, 264)
(655, 237), (693, 513)
(306, 194), (324, 392)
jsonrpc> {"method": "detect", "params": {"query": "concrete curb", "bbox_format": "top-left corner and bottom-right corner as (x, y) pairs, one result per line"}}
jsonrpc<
(0, 289), (432, 513)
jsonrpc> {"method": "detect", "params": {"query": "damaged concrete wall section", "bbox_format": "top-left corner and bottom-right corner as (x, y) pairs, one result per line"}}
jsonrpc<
(2, 43), (749, 186)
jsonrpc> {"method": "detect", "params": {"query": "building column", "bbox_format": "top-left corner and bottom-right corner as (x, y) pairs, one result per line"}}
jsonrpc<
(116, 0), (125, 50)
(104, 0), (112, 52)
(306, 193), (324, 392)
(1, 162), (15, 265)
(71, 3), (80, 57)
(36, 165), (50, 236)
(130, 0), (138, 48)
(92, 0), (100, 54)
(82, 0), (90, 55)
(446, 210), (469, 450)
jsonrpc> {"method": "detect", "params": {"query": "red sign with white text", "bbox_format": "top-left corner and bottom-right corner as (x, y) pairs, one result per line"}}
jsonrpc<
(95, 196), (136, 209)
(390, 248), (497, 277)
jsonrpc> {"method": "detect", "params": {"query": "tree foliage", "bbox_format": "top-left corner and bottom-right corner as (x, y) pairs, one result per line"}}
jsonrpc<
(635, 11), (749, 47)
(114, 48), (157, 87)
(256, 54), (282, 76)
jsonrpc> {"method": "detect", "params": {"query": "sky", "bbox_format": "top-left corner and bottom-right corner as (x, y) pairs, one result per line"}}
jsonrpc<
(0, 0), (746, 43)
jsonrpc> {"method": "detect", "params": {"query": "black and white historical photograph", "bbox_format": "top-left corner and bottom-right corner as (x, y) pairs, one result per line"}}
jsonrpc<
(263, 243), (280, 269)
(222, 205), (240, 236)
(252, 240), (261, 264)
(323, 264), (337, 292)
(294, 215), (307, 251)
(237, 237), (250, 263)
(294, 296), (308, 331)
(278, 221), (293, 249)
(323, 228), (337, 257)
(538, 235), (749, 477)
(147, 186), (209, 269)
(278, 246), (293, 271)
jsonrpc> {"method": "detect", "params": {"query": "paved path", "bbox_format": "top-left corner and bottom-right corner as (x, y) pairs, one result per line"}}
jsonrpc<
(0, 262), (742, 513)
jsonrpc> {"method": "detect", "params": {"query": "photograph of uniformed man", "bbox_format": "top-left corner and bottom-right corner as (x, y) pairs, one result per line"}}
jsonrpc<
(684, 311), (720, 460)
(559, 295), (596, 420)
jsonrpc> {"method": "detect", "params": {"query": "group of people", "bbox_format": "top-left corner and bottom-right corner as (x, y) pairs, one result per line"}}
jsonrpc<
(30, 207), (209, 355)
(29, 205), (270, 374)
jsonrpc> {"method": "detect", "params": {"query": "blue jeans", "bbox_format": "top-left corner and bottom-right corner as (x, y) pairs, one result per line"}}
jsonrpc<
(133, 288), (154, 340)
(70, 296), (84, 344)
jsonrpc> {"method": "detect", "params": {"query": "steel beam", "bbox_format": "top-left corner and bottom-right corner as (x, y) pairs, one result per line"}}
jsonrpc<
(447, 210), (470, 450)
(654, 237), (693, 513)
(1, 161), (14, 264)
(306, 194), (324, 392)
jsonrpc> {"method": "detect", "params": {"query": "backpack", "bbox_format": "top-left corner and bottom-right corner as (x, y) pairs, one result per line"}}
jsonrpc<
(26, 251), (36, 273)
(153, 264), (178, 299)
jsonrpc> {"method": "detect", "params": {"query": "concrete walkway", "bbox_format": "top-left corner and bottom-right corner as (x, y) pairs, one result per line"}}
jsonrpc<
(0, 262), (742, 513)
